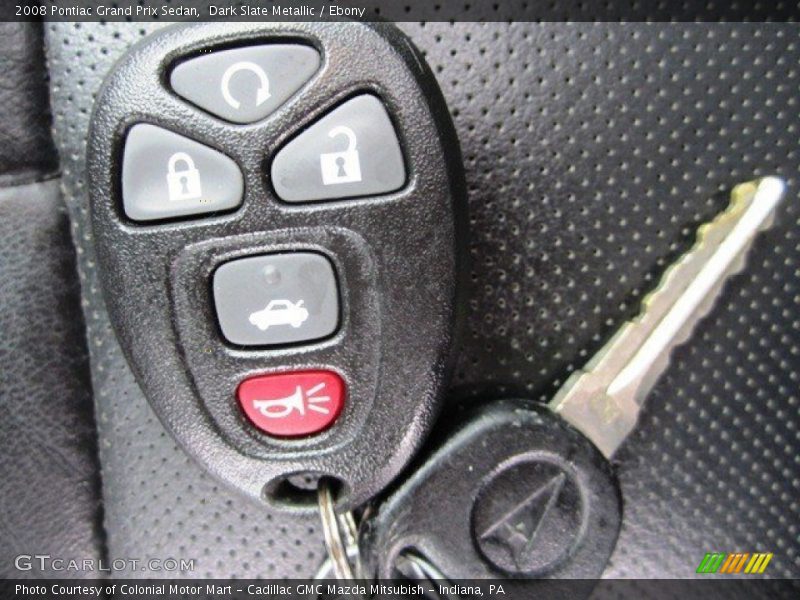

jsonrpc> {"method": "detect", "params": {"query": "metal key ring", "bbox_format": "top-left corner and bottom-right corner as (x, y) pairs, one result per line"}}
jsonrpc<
(317, 480), (358, 580)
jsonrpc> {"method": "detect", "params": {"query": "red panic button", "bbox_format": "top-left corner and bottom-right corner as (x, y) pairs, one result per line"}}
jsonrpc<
(237, 370), (345, 437)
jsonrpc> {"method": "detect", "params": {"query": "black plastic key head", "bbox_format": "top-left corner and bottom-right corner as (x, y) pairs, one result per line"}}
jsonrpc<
(361, 401), (622, 594)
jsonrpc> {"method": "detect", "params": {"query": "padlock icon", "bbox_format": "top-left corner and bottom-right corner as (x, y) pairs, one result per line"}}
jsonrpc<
(166, 152), (203, 202)
(319, 126), (363, 185)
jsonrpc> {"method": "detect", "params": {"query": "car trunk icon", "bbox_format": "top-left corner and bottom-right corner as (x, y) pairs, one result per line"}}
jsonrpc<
(248, 299), (309, 331)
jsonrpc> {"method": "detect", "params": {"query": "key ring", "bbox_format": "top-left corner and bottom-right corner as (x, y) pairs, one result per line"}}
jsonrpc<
(316, 480), (460, 598)
(317, 479), (360, 580)
(395, 552), (451, 582)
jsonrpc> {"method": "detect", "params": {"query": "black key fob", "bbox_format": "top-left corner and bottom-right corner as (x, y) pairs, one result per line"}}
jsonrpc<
(87, 21), (466, 510)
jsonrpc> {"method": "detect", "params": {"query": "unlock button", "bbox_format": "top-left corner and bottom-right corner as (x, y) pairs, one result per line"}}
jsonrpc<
(122, 124), (244, 222)
(271, 95), (406, 203)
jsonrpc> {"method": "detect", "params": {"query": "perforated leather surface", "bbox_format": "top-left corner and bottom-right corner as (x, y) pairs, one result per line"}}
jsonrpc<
(45, 22), (799, 578)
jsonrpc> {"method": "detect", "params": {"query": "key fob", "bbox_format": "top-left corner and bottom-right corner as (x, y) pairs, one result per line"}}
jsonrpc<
(86, 22), (466, 509)
(360, 400), (621, 592)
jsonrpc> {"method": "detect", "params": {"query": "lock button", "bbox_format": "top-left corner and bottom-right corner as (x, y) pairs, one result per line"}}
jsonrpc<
(122, 124), (244, 222)
(271, 95), (406, 203)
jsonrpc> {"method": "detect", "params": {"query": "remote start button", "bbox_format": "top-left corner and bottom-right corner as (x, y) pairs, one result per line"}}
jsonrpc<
(237, 371), (345, 437)
(170, 45), (320, 124)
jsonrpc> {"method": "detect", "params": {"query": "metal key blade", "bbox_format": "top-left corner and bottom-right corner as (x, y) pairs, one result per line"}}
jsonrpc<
(549, 176), (786, 458)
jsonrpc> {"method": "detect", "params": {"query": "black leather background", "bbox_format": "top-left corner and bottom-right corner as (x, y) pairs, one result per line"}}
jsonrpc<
(0, 22), (102, 578)
(0, 180), (102, 578)
(43, 21), (800, 580)
(0, 23), (58, 185)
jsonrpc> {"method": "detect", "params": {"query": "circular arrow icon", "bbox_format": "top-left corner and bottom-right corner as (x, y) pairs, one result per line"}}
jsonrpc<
(220, 61), (271, 109)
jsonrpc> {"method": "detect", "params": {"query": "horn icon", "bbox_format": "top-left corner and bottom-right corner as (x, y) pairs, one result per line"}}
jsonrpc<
(251, 383), (331, 420)
(253, 386), (304, 419)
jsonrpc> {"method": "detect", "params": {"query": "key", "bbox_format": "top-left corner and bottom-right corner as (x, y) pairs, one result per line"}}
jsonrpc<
(360, 399), (622, 592)
(549, 176), (786, 457)
(361, 177), (786, 593)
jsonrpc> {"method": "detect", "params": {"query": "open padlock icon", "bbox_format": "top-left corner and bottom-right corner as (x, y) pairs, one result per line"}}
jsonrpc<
(166, 152), (203, 202)
(319, 126), (363, 185)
